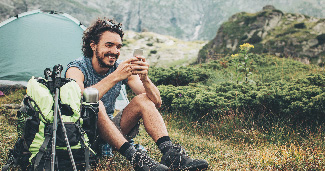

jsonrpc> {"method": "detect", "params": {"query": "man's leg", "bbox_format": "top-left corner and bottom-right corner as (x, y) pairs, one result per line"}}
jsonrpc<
(97, 101), (128, 148)
(119, 93), (168, 142)
(119, 94), (209, 170)
(97, 101), (168, 171)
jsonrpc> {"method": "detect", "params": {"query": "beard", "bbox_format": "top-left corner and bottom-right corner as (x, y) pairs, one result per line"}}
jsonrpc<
(95, 50), (118, 69)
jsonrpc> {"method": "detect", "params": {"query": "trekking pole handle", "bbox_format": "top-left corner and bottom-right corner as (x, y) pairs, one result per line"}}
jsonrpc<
(53, 64), (63, 78)
(44, 68), (52, 81)
(53, 64), (63, 89)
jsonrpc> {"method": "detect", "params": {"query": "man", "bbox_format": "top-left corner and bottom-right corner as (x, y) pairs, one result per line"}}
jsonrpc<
(65, 18), (208, 171)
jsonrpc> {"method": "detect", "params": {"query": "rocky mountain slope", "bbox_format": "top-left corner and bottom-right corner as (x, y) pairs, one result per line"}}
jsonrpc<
(197, 5), (325, 64)
(1, 0), (324, 40)
(120, 31), (207, 67)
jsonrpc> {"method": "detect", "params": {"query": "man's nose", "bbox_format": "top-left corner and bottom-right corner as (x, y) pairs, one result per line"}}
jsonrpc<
(110, 46), (120, 54)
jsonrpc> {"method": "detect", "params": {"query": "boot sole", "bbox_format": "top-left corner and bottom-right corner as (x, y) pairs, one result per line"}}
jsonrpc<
(172, 163), (209, 171)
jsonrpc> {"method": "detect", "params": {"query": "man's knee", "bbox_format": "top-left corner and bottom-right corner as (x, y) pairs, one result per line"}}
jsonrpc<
(132, 93), (155, 108)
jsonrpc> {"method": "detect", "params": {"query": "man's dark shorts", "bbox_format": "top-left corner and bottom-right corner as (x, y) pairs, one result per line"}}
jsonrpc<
(111, 110), (140, 141)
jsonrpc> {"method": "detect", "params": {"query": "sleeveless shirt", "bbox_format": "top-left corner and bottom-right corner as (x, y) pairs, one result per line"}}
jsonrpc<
(66, 57), (127, 119)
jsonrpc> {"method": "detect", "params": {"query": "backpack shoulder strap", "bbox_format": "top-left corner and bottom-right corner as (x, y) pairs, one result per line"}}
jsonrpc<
(33, 132), (52, 170)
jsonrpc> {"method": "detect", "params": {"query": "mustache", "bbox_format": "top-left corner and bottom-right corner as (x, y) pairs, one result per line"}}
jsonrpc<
(104, 53), (118, 58)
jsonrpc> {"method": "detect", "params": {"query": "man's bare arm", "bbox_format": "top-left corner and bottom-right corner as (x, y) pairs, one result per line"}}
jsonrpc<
(127, 56), (162, 108)
(66, 58), (138, 99)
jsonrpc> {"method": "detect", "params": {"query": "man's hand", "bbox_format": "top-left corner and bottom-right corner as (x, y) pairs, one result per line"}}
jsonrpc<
(115, 57), (140, 81)
(126, 55), (162, 108)
(130, 56), (149, 81)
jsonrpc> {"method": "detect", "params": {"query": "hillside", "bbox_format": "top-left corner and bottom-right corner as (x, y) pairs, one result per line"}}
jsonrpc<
(198, 5), (325, 65)
(1, 0), (324, 40)
(120, 31), (207, 67)
(1, 50), (325, 170)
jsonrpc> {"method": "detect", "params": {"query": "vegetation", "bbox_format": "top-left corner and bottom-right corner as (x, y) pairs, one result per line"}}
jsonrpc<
(198, 6), (325, 65)
(1, 44), (325, 170)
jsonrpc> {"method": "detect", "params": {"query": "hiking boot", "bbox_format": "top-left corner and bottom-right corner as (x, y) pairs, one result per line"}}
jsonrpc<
(131, 149), (169, 171)
(160, 145), (209, 171)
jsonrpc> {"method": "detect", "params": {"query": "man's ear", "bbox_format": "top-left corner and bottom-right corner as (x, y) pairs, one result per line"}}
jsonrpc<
(90, 40), (96, 51)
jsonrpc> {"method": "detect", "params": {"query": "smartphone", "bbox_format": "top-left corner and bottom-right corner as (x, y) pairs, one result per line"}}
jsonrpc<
(133, 49), (143, 61)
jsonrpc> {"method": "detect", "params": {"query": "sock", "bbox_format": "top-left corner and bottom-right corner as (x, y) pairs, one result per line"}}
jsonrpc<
(156, 136), (173, 155)
(119, 142), (137, 161)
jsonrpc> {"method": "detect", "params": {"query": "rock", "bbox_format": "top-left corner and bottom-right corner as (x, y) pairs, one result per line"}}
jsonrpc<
(2, 0), (325, 41)
(198, 6), (325, 65)
(263, 5), (276, 11)
(1, 104), (22, 109)
(308, 39), (318, 47)
(313, 23), (325, 34)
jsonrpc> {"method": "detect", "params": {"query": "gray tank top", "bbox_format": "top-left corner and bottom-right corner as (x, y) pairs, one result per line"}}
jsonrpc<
(66, 57), (127, 119)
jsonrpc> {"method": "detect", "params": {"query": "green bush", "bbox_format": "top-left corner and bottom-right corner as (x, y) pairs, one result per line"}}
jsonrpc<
(294, 22), (306, 29)
(149, 67), (210, 86)
(157, 77), (325, 128)
(149, 51), (323, 129)
(158, 85), (226, 120)
(150, 50), (157, 54)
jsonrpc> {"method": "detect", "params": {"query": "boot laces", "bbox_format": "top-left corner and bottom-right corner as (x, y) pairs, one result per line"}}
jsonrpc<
(166, 145), (190, 167)
(131, 150), (157, 169)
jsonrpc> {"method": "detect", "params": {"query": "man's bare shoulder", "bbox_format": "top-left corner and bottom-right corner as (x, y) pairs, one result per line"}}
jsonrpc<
(66, 67), (85, 88)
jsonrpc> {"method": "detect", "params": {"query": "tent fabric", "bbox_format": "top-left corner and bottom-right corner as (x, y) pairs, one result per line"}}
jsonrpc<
(0, 10), (85, 82)
(0, 10), (129, 110)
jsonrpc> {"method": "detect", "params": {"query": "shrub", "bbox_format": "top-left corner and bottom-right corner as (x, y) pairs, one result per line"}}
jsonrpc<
(316, 33), (325, 45)
(149, 44), (323, 129)
(157, 78), (325, 128)
(150, 50), (157, 54)
(149, 67), (210, 86)
(158, 85), (226, 120)
(294, 22), (306, 29)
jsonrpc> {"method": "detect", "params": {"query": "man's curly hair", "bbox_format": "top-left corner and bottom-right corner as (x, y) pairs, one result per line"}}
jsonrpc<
(82, 18), (124, 58)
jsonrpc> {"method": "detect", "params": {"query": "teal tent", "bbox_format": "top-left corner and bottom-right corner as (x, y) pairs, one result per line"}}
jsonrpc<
(0, 9), (86, 83)
(0, 10), (129, 109)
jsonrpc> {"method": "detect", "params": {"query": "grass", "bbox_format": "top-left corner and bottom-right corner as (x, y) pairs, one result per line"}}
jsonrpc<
(1, 88), (324, 170)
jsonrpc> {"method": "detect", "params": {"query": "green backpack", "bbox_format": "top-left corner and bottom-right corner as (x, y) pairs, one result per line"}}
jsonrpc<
(3, 65), (99, 171)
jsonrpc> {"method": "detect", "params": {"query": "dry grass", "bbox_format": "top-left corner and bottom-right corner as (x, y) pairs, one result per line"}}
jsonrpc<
(1, 89), (324, 170)
(94, 113), (325, 170)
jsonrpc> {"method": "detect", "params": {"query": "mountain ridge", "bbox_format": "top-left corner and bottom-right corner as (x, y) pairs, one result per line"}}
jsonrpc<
(197, 5), (325, 64)
(1, 0), (324, 40)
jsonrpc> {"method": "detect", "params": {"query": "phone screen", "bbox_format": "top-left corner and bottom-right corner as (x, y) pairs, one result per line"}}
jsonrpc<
(133, 49), (143, 58)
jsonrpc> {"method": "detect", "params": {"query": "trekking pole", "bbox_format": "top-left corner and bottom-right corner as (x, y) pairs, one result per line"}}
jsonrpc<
(51, 64), (62, 171)
(57, 106), (77, 171)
